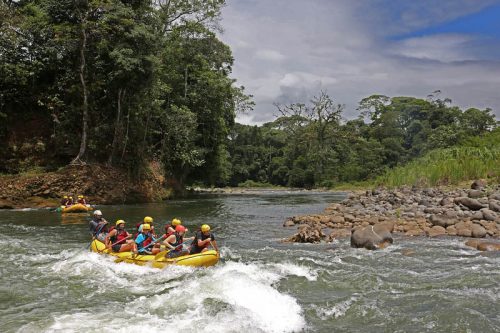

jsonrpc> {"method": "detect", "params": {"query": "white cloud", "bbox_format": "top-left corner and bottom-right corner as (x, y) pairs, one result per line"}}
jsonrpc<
(220, 0), (500, 124)
(255, 49), (286, 61)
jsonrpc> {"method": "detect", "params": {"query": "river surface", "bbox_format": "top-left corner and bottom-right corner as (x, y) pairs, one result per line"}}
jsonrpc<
(0, 191), (499, 333)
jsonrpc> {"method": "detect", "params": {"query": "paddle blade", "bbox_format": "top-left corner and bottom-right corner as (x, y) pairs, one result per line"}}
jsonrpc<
(154, 250), (169, 260)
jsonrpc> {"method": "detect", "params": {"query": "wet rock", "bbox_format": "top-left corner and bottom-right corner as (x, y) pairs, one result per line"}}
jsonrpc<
(427, 226), (446, 237)
(350, 222), (394, 250)
(446, 225), (457, 236)
(327, 228), (351, 241)
(471, 224), (487, 238)
(283, 219), (296, 227)
(454, 197), (485, 211)
(330, 216), (345, 224)
(489, 192), (500, 201)
(465, 240), (500, 251)
(405, 228), (424, 236)
(286, 225), (325, 243)
(401, 249), (416, 256)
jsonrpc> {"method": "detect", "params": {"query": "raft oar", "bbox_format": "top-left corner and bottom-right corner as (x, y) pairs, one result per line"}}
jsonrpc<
(154, 239), (192, 260)
(113, 235), (167, 263)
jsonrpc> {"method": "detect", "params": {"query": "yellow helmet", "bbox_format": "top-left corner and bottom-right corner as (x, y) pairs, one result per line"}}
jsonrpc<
(63, 196), (68, 199)
(144, 216), (153, 223)
(69, 196), (73, 199)
(115, 219), (125, 226)
(201, 224), (210, 232)
(172, 218), (182, 226)
(142, 223), (151, 230)
(78, 195), (83, 198)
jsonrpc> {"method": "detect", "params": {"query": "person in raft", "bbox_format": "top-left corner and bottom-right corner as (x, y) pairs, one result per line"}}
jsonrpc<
(105, 220), (137, 254)
(135, 216), (155, 239)
(189, 224), (218, 254)
(163, 218), (186, 238)
(135, 224), (161, 255)
(77, 195), (87, 205)
(60, 195), (69, 206)
(89, 210), (108, 241)
(165, 225), (193, 258)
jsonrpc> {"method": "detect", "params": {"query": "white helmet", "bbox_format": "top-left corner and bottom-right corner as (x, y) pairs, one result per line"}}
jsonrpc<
(93, 210), (102, 216)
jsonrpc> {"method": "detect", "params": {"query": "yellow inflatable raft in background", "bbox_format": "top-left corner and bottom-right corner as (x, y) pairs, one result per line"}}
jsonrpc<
(61, 203), (93, 213)
(90, 239), (219, 268)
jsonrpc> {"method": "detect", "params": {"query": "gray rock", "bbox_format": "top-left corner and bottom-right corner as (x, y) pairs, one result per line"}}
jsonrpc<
(489, 201), (500, 212)
(428, 226), (446, 237)
(468, 190), (484, 198)
(489, 192), (500, 201)
(480, 208), (497, 221)
(471, 224), (487, 238)
(350, 222), (394, 250)
(454, 197), (485, 211)
(439, 197), (454, 206)
(471, 211), (484, 220)
(429, 214), (456, 227)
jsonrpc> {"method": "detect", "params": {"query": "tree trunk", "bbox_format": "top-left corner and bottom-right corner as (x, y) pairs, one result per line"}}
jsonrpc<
(71, 20), (89, 165)
(108, 88), (123, 166)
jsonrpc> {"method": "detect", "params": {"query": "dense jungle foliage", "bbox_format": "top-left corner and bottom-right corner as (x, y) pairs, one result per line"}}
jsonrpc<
(1, 1), (497, 188)
(227, 92), (498, 188)
(0, 0), (252, 185)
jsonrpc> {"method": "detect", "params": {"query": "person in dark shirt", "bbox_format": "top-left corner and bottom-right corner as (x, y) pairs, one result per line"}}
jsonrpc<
(189, 224), (218, 254)
(89, 210), (108, 241)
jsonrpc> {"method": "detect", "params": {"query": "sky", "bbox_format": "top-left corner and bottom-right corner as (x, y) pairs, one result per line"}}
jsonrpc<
(219, 0), (500, 124)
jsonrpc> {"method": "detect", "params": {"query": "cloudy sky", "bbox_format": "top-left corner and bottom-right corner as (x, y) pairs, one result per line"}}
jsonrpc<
(219, 0), (500, 124)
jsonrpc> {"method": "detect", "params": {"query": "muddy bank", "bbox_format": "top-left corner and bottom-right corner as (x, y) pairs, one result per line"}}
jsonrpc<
(283, 180), (500, 250)
(0, 164), (171, 209)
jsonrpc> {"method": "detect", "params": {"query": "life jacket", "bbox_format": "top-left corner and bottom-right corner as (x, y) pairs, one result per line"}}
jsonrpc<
(110, 228), (128, 244)
(164, 224), (175, 237)
(168, 232), (183, 249)
(192, 231), (213, 251)
(78, 199), (86, 205)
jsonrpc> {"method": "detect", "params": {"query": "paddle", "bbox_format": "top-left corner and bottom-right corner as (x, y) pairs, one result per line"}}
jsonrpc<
(154, 239), (192, 260)
(87, 221), (108, 249)
(98, 235), (131, 253)
(113, 235), (166, 263)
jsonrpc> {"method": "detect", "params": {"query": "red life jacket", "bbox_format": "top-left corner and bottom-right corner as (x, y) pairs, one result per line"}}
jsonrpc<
(110, 229), (128, 244)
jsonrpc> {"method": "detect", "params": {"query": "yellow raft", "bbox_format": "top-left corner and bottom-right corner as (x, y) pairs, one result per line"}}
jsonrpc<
(90, 239), (219, 268)
(61, 203), (93, 213)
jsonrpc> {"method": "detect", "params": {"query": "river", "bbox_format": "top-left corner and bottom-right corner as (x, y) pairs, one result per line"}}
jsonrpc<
(0, 191), (499, 332)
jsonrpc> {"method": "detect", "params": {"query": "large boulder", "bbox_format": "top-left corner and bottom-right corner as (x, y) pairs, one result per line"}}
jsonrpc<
(429, 214), (456, 227)
(468, 190), (484, 198)
(427, 226), (446, 237)
(465, 240), (500, 251)
(480, 208), (498, 221)
(454, 197), (485, 211)
(471, 224), (487, 238)
(350, 222), (394, 250)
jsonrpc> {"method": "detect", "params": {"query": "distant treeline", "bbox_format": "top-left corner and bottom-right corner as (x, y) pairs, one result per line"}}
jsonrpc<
(227, 92), (498, 188)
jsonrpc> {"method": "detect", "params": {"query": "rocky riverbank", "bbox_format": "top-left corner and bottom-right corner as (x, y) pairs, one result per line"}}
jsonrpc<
(283, 180), (500, 250)
(0, 164), (171, 209)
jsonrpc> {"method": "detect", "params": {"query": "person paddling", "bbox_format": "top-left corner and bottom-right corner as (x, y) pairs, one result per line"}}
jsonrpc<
(164, 218), (185, 238)
(105, 220), (137, 254)
(89, 210), (108, 241)
(77, 195), (87, 205)
(189, 224), (218, 254)
(135, 224), (161, 255)
(164, 225), (193, 258)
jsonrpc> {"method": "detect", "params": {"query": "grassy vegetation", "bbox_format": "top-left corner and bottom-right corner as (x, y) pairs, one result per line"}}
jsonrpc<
(373, 129), (500, 187)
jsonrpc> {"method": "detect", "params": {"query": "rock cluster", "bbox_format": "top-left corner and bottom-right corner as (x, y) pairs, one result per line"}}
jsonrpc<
(283, 180), (500, 250)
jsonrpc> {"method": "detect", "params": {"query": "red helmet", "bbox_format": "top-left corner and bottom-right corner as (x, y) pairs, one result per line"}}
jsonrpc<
(175, 225), (186, 233)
